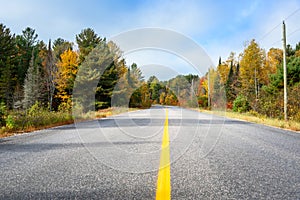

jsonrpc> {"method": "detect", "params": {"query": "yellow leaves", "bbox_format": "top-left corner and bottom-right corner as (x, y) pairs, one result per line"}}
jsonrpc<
(201, 79), (209, 98)
(267, 48), (282, 74)
(198, 77), (208, 98)
(240, 39), (265, 92)
(55, 49), (79, 102)
(217, 64), (229, 84)
(295, 50), (300, 57)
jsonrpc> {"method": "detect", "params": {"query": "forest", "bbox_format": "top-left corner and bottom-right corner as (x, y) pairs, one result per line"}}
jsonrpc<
(1, 23), (300, 134)
(203, 40), (300, 121)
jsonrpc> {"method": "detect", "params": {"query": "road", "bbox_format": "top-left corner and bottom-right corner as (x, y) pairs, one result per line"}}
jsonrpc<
(0, 106), (299, 199)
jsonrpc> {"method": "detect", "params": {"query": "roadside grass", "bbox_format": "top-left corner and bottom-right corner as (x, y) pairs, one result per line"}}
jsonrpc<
(79, 107), (139, 120)
(199, 109), (300, 132)
(0, 110), (73, 138)
(0, 107), (139, 138)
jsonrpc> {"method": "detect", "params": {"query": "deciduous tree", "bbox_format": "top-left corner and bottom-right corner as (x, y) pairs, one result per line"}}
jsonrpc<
(55, 49), (79, 103)
(240, 39), (265, 104)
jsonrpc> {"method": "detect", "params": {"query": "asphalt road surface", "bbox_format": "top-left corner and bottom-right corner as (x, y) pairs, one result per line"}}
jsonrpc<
(0, 106), (299, 199)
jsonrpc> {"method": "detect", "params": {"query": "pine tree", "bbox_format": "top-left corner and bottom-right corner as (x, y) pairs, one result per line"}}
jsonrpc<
(15, 27), (38, 88)
(45, 40), (57, 110)
(74, 40), (115, 112)
(225, 61), (236, 106)
(0, 24), (17, 108)
(23, 50), (42, 109)
(76, 28), (102, 63)
(53, 38), (73, 61)
(96, 62), (119, 108)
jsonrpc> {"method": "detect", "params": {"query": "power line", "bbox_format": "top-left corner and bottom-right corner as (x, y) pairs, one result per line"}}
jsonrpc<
(287, 27), (300, 37)
(258, 23), (281, 42)
(268, 25), (300, 47)
(270, 39), (282, 47)
(258, 7), (300, 43)
(284, 7), (300, 20)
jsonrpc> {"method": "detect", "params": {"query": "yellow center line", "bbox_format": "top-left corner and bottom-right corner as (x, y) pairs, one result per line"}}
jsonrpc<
(156, 109), (171, 200)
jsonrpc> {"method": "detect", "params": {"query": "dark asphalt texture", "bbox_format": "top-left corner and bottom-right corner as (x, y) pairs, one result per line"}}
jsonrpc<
(0, 106), (299, 199)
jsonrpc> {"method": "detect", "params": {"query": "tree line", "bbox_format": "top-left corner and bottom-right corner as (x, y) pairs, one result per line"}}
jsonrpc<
(198, 39), (300, 121)
(2, 22), (299, 124)
(1, 23), (199, 119)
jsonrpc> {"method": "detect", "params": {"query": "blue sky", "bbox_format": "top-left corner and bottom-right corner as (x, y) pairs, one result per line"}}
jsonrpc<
(1, 0), (300, 78)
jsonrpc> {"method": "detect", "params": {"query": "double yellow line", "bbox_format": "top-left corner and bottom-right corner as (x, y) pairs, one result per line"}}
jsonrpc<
(156, 109), (171, 200)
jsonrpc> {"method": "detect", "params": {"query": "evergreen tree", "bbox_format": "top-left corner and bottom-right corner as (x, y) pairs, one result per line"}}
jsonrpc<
(0, 24), (17, 108)
(15, 27), (38, 88)
(74, 40), (120, 111)
(96, 62), (119, 109)
(225, 61), (236, 105)
(53, 38), (73, 61)
(76, 28), (102, 63)
(23, 50), (42, 109)
(45, 40), (57, 110)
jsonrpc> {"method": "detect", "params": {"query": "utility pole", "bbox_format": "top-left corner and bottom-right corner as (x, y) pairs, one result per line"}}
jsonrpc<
(282, 21), (288, 121)
(207, 68), (211, 107)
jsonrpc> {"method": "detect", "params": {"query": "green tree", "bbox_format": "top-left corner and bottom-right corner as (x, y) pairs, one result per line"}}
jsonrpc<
(44, 40), (57, 111)
(286, 44), (295, 57)
(53, 38), (73, 61)
(76, 28), (102, 62)
(74, 40), (123, 111)
(225, 59), (242, 108)
(95, 42), (126, 109)
(233, 94), (250, 113)
(0, 24), (17, 108)
(23, 51), (43, 109)
(15, 27), (38, 87)
(287, 57), (300, 85)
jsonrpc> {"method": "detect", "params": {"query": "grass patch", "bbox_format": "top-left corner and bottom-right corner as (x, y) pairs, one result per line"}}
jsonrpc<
(0, 110), (74, 138)
(0, 106), (140, 138)
(74, 107), (139, 121)
(199, 109), (300, 132)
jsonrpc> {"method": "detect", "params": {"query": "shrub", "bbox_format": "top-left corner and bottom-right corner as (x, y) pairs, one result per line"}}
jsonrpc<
(256, 87), (283, 119)
(0, 102), (6, 126)
(198, 96), (208, 108)
(288, 83), (300, 121)
(233, 94), (250, 113)
(5, 115), (15, 130)
(58, 99), (72, 112)
(28, 101), (42, 116)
